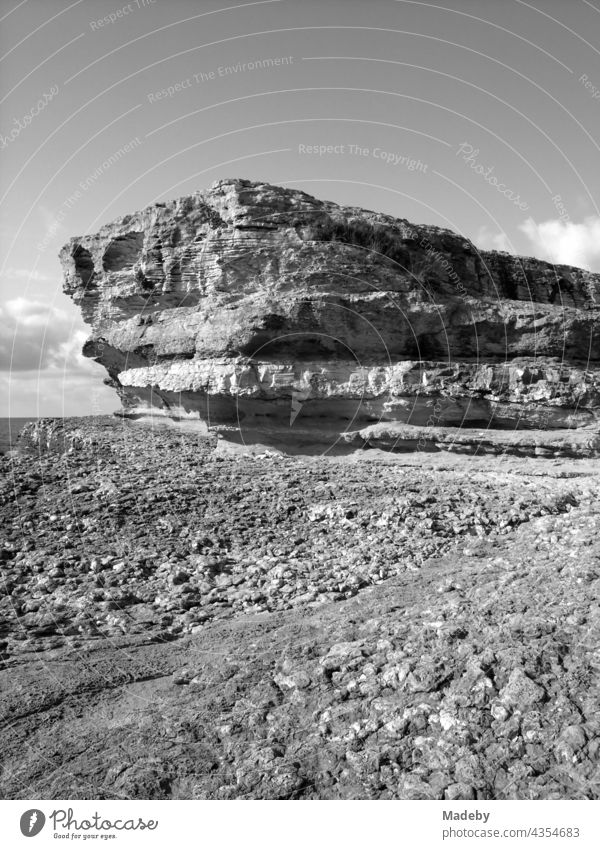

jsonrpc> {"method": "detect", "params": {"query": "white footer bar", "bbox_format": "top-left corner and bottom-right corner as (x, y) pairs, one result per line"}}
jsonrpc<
(1, 800), (598, 848)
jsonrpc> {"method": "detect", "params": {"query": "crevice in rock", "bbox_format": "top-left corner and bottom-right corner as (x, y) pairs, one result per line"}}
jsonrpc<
(72, 245), (95, 286)
(102, 232), (144, 272)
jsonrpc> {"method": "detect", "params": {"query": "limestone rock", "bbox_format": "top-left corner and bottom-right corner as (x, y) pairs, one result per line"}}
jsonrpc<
(499, 669), (546, 711)
(60, 178), (600, 454)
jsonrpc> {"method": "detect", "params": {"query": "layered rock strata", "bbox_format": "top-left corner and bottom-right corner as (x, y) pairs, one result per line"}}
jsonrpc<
(60, 179), (600, 454)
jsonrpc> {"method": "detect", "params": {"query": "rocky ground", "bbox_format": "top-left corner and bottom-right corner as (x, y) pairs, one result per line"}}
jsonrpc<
(1, 416), (599, 800)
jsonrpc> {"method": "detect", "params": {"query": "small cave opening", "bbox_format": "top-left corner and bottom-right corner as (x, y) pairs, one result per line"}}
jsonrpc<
(72, 245), (95, 286)
(262, 313), (287, 330)
(239, 334), (353, 360)
(403, 332), (446, 360)
(102, 232), (144, 272)
(135, 267), (154, 291)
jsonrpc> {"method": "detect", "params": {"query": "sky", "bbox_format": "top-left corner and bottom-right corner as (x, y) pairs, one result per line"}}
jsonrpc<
(1, 0), (599, 416)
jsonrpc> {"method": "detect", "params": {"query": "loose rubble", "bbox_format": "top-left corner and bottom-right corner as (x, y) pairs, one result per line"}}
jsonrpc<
(1, 417), (599, 800)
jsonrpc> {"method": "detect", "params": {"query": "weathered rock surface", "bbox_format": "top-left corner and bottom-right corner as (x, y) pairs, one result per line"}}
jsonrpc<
(60, 179), (600, 455)
(2, 418), (600, 799)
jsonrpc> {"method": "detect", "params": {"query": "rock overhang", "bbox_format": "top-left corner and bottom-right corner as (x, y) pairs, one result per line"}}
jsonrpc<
(60, 178), (600, 456)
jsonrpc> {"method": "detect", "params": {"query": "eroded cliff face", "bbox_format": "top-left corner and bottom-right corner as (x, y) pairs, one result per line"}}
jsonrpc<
(60, 178), (600, 455)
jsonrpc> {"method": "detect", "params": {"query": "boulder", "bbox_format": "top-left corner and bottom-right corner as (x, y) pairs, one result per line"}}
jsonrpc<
(60, 178), (600, 455)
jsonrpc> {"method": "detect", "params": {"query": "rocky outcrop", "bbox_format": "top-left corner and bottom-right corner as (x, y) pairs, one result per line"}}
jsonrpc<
(60, 179), (600, 455)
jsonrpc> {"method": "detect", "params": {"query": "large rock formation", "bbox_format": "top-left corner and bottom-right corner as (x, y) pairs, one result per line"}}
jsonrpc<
(60, 178), (600, 455)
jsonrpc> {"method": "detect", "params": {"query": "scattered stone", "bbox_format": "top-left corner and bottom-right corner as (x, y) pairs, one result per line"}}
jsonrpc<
(2, 417), (600, 800)
(499, 669), (546, 711)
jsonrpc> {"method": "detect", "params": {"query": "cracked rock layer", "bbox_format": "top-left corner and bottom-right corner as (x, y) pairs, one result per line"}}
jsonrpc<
(60, 178), (600, 454)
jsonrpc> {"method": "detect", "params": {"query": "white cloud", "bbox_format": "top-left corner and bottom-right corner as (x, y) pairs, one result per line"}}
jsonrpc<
(51, 329), (91, 371)
(519, 216), (600, 272)
(0, 296), (116, 415)
(474, 226), (513, 253)
(0, 297), (90, 372)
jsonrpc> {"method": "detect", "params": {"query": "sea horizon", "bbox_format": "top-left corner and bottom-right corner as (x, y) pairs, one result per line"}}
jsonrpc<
(0, 417), (37, 454)
(0, 416), (114, 454)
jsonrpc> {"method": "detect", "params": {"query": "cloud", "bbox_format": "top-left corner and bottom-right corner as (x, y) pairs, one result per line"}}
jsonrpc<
(1, 267), (54, 282)
(0, 296), (117, 415)
(0, 297), (91, 373)
(474, 226), (513, 253)
(519, 216), (600, 272)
